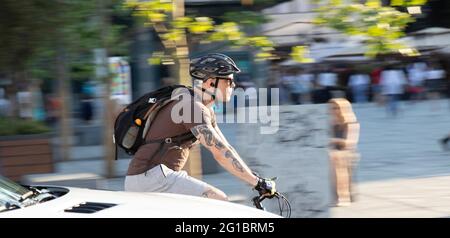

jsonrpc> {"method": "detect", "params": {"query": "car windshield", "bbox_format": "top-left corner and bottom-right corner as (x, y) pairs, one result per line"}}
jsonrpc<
(0, 175), (32, 211)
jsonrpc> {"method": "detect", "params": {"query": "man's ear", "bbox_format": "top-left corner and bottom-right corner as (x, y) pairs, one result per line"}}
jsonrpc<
(202, 78), (213, 89)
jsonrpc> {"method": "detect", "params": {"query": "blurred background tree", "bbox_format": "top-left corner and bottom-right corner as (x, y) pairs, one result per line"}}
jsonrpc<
(0, 0), (131, 170)
(124, 0), (278, 85)
(309, 0), (428, 59)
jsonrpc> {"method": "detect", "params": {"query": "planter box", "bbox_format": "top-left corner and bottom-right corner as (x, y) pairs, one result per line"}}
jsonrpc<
(0, 134), (54, 182)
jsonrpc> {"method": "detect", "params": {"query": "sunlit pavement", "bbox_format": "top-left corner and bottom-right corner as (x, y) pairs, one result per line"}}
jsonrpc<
(330, 99), (450, 218)
(331, 175), (450, 217)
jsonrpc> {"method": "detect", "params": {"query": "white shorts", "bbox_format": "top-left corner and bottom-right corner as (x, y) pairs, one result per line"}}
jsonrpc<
(124, 164), (211, 197)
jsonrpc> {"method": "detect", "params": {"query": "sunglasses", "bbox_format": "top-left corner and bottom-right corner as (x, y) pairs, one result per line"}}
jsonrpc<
(215, 77), (236, 87)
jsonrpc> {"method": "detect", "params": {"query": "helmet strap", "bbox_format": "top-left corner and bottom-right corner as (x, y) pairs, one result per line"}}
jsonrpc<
(194, 78), (220, 103)
(195, 86), (216, 102)
(212, 78), (220, 100)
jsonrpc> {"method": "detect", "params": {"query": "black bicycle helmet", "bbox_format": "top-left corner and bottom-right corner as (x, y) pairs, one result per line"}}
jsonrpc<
(189, 53), (241, 81)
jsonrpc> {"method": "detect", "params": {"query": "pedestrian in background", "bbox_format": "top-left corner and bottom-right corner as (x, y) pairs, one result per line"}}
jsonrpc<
(406, 62), (427, 102)
(297, 68), (314, 104)
(425, 62), (446, 111)
(329, 98), (360, 207)
(370, 66), (383, 105)
(0, 88), (11, 117)
(380, 65), (407, 117)
(348, 70), (370, 104)
(44, 94), (61, 127)
(288, 68), (303, 105)
(80, 81), (95, 123)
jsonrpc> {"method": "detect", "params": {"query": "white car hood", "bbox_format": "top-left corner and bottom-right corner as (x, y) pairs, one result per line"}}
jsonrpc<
(0, 187), (280, 218)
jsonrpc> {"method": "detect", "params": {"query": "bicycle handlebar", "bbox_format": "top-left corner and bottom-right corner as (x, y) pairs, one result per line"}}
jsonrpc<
(252, 194), (266, 210)
(252, 192), (291, 218)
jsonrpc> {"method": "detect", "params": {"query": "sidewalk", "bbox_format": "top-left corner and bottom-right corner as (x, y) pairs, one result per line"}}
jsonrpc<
(331, 175), (450, 217)
(330, 99), (450, 217)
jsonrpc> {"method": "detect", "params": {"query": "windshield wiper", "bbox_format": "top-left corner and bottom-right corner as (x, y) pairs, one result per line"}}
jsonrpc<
(1, 187), (55, 212)
(19, 191), (35, 202)
(17, 187), (43, 206)
(21, 186), (56, 204)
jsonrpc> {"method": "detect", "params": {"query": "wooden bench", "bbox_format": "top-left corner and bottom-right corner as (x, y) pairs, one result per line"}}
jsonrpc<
(0, 134), (54, 182)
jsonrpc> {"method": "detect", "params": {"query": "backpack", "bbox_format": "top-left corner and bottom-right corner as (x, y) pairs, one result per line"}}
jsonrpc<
(113, 85), (196, 160)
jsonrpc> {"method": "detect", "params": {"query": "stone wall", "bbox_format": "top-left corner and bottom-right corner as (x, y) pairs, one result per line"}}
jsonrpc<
(233, 104), (331, 218)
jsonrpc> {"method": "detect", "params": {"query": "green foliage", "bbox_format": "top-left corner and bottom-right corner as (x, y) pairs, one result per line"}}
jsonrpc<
(390, 0), (428, 6)
(291, 46), (314, 63)
(0, 117), (51, 136)
(125, 0), (172, 23)
(207, 22), (243, 42)
(0, 0), (57, 72)
(0, 0), (131, 85)
(125, 0), (276, 63)
(310, 0), (427, 58)
(188, 17), (215, 34)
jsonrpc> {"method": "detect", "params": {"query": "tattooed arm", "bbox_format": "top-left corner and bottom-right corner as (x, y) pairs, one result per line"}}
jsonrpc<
(191, 124), (259, 187)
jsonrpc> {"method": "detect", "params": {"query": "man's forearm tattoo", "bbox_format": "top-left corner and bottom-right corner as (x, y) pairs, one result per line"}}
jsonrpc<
(192, 125), (243, 173)
(192, 125), (225, 150)
(225, 150), (244, 173)
(192, 125), (214, 146)
(191, 126), (200, 137)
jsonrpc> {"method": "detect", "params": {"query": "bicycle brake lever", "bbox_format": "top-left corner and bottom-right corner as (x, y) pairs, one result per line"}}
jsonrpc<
(259, 194), (267, 202)
(252, 196), (265, 210)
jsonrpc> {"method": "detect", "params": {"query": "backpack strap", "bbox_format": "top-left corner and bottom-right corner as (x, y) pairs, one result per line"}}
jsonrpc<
(114, 143), (118, 161)
(142, 87), (196, 162)
(141, 88), (193, 140)
(143, 103), (158, 120)
(142, 97), (176, 140)
(144, 132), (196, 146)
(143, 132), (197, 162)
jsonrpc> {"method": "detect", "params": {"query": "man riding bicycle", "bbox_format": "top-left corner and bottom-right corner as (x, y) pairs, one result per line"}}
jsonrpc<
(124, 53), (276, 201)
